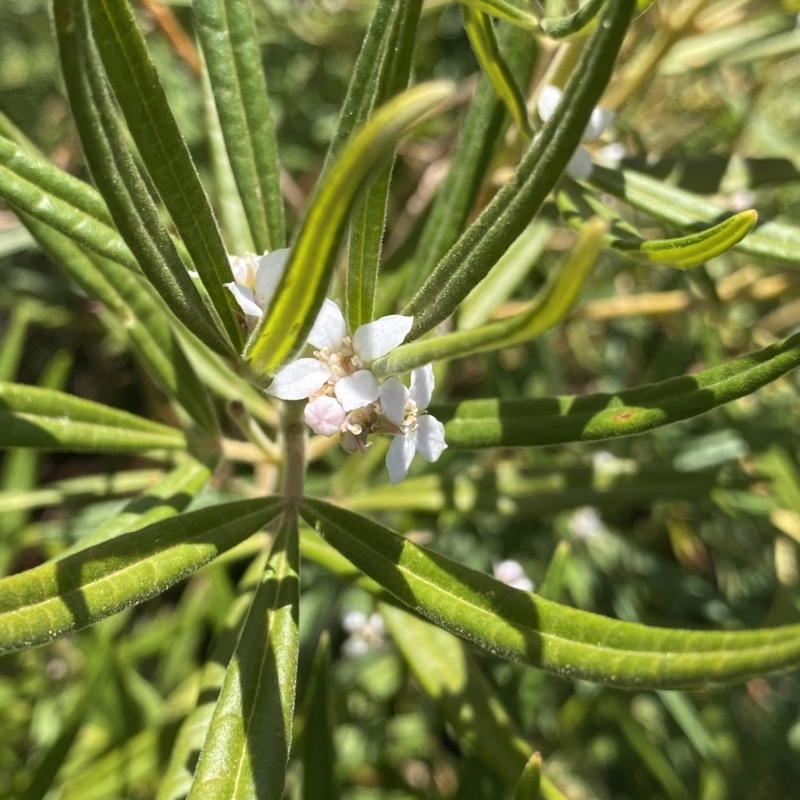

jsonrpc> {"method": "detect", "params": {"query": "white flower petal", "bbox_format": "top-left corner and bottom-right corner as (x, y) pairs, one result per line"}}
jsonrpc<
(537, 84), (563, 123)
(409, 364), (434, 410)
(415, 415), (447, 462)
(254, 248), (290, 311)
(228, 253), (257, 288)
(379, 378), (409, 426)
(267, 358), (330, 400)
(566, 146), (593, 181)
(308, 299), (347, 350)
(494, 559), (526, 584)
(304, 395), (346, 436)
(386, 433), (416, 485)
(225, 282), (263, 318)
(353, 314), (413, 363)
(584, 106), (615, 141)
(335, 370), (380, 411)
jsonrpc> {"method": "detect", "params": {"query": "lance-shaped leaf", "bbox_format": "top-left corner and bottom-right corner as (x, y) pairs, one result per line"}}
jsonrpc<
(590, 164), (800, 265)
(346, 0), (423, 331)
(0, 498), (281, 655)
(16, 209), (220, 434)
(315, 0), (397, 188)
(0, 382), (187, 452)
(0, 139), (138, 272)
(557, 178), (758, 268)
(87, 0), (243, 348)
(58, 456), (213, 558)
(189, 512), (299, 800)
(542, 0), (607, 39)
(513, 754), (543, 800)
(157, 552), (268, 800)
(406, 23), (537, 298)
(404, 0), (635, 338)
(0, 469), (162, 515)
(54, 0), (235, 360)
(346, 464), (740, 516)
(301, 499), (800, 689)
(301, 633), (338, 800)
(245, 81), (456, 377)
(194, 0), (284, 253)
(462, 7), (533, 140)
(433, 329), (800, 448)
(458, 0), (540, 29)
(372, 218), (605, 376)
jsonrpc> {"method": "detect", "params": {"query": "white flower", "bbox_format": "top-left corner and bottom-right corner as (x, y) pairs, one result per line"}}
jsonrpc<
(379, 364), (447, 485)
(493, 559), (534, 592)
(267, 299), (413, 412)
(224, 248), (290, 326)
(536, 85), (615, 180)
(341, 610), (386, 657)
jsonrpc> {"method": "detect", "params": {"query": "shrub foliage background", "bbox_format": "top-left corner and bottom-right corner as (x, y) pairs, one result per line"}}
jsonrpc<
(2, 0), (800, 798)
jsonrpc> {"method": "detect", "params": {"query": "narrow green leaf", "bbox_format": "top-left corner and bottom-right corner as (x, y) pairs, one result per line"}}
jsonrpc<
(0, 306), (30, 382)
(194, 0), (285, 253)
(0, 135), (114, 228)
(189, 512), (299, 800)
(404, 0), (636, 338)
(0, 350), (71, 552)
(301, 499), (800, 689)
(54, 0), (235, 360)
(462, 8), (533, 140)
(513, 753), (542, 800)
(0, 469), (162, 515)
(0, 382), (187, 452)
(406, 23), (537, 298)
(16, 209), (220, 434)
(315, 0), (398, 189)
(245, 81), (456, 377)
(542, 0), (606, 39)
(0, 149), (138, 273)
(347, 464), (740, 516)
(87, 0), (243, 348)
(459, 209), (556, 330)
(0, 498), (281, 654)
(301, 633), (339, 800)
(58, 456), (213, 558)
(346, 0), (424, 331)
(372, 217), (605, 375)
(590, 164), (800, 265)
(557, 178), (758, 268)
(202, 66), (254, 254)
(433, 330), (800, 448)
(458, 0), (541, 30)
(157, 552), (268, 800)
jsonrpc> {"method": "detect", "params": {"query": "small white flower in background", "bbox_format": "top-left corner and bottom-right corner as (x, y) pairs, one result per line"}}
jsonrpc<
(536, 84), (615, 180)
(569, 506), (605, 540)
(341, 610), (386, 657)
(379, 364), (447, 485)
(493, 559), (534, 592)
(267, 298), (413, 409)
(224, 248), (290, 328)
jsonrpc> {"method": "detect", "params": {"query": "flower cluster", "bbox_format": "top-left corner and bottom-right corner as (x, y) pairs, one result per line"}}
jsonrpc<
(225, 251), (447, 483)
(536, 85), (615, 180)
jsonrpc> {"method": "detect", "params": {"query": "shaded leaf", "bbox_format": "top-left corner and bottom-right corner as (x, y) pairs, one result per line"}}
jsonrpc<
(0, 498), (281, 654)
(301, 499), (800, 689)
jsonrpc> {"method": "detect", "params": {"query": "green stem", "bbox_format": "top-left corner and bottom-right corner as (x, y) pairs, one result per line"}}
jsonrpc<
(280, 401), (306, 504)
